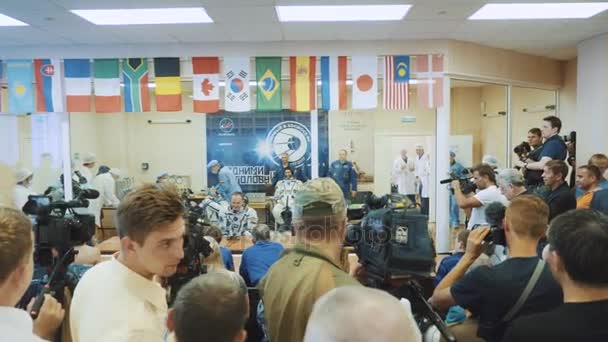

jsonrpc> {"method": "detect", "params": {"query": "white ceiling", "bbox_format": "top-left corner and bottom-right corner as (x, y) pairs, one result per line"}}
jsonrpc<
(1, 0), (608, 60)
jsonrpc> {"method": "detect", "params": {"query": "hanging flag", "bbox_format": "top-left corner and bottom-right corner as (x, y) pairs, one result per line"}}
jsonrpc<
(154, 58), (182, 111)
(290, 56), (316, 112)
(64, 59), (91, 112)
(320, 56), (347, 111)
(255, 57), (282, 111)
(7, 60), (34, 113)
(192, 57), (219, 113)
(351, 56), (378, 109)
(224, 57), (250, 112)
(94, 59), (121, 113)
(34, 59), (64, 112)
(384, 55), (410, 110)
(123, 58), (150, 112)
(416, 54), (444, 109)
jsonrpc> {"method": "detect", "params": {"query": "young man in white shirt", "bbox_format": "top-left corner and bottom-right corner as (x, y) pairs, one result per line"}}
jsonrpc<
(452, 164), (508, 230)
(0, 207), (64, 342)
(70, 184), (186, 342)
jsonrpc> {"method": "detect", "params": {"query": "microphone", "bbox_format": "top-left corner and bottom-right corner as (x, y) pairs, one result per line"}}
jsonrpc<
(485, 202), (506, 228)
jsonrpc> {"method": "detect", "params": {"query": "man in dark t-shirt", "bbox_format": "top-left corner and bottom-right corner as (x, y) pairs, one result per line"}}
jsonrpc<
(430, 196), (562, 342)
(503, 210), (608, 342)
(524, 116), (567, 174)
(542, 160), (576, 221)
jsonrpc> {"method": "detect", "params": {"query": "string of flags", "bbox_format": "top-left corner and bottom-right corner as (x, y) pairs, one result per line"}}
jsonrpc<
(0, 54), (444, 114)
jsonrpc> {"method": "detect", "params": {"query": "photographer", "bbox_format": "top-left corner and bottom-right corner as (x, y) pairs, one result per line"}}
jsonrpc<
(504, 210), (608, 341)
(451, 164), (508, 230)
(429, 196), (563, 342)
(542, 160), (577, 221)
(516, 128), (544, 189)
(0, 207), (64, 341)
(497, 169), (529, 200)
(272, 167), (303, 228)
(200, 192), (258, 237)
(70, 184), (185, 342)
(523, 116), (567, 171)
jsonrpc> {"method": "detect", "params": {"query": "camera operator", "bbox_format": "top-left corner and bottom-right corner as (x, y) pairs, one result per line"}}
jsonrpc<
(497, 169), (529, 200)
(0, 207), (64, 341)
(200, 192), (258, 237)
(542, 160), (577, 221)
(304, 286), (421, 342)
(70, 184), (185, 342)
(504, 209), (608, 341)
(517, 128), (545, 189)
(429, 196), (563, 342)
(259, 178), (361, 342)
(452, 164), (508, 230)
(272, 167), (303, 228)
(523, 116), (567, 172)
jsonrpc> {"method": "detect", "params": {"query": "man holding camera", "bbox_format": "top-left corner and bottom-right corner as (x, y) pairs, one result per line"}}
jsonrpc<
(201, 192), (258, 237)
(272, 167), (303, 228)
(430, 196), (563, 342)
(452, 164), (508, 230)
(0, 207), (65, 342)
(518, 128), (545, 189)
(70, 184), (186, 342)
(523, 116), (567, 172)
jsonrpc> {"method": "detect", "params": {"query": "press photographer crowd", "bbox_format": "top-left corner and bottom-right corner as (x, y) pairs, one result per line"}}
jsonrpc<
(2, 115), (608, 342)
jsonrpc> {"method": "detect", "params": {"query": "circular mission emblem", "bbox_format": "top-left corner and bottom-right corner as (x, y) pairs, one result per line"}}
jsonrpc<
(219, 118), (234, 134)
(267, 121), (311, 167)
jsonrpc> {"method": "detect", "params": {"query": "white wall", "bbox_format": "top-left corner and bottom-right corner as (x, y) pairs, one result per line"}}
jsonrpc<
(559, 58), (577, 134)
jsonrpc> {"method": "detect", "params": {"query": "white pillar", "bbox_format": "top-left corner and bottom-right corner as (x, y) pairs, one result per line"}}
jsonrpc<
(310, 110), (319, 179)
(577, 35), (608, 163)
(435, 77), (451, 253)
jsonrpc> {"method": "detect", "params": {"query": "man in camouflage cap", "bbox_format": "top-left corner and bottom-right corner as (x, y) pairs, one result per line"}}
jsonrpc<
(259, 178), (361, 342)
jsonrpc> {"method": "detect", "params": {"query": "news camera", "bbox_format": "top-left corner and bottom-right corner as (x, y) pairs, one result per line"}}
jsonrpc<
(440, 168), (477, 195)
(472, 201), (507, 246)
(346, 194), (455, 342)
(167, 195), (213, 305)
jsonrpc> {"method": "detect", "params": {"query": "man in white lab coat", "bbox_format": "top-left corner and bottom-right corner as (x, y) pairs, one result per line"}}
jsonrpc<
(90, 166), (121, 226)
(392, 150), (417, 204)
(415, 145), (431, 216)
(13, 168), (37, 212)
(76, 152), (97, 188)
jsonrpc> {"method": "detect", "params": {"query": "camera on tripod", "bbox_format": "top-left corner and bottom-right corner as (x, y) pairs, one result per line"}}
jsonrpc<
(440, 168), (476, 195)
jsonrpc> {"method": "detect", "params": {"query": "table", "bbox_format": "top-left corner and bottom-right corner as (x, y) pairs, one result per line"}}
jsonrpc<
(98, 234), (296, 255)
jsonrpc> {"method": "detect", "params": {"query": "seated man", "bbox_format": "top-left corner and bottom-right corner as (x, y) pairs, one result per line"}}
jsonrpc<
(203, 225), (235, 271)
(167, 270), (248, 342)
(429, 195), (563, 342)
(272, 152), (308, 185)
(0, 207), (64, 341)
(303, 286), (421, 342)
(435, 230), (469, 287)
(272, 167), (303, 228)
(200, 192), (258, 237)
(239, 224), (284, 286)
(259, 178), (361, 342)
(70, 184), (186, 342)
(504, 209), (608, 341)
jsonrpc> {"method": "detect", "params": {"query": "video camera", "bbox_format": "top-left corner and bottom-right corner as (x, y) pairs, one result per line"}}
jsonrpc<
(440, 168), (476, 195)
(472, 201), (507, 246)
(346, 194), (455, 341)
(513, 141), (532, 161)
(168, 195), (213, 305)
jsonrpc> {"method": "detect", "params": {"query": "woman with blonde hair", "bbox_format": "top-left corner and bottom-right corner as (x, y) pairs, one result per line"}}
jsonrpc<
(203, 236), (227, 272)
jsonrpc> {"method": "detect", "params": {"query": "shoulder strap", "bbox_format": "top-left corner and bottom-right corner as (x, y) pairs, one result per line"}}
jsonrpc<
(502, 259), (545, 322)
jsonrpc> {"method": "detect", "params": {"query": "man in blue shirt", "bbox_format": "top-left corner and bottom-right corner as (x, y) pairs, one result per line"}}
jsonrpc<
(239, 224), (284, 286)
(524, 116), (567, 174)
(208, 160), (242, 203)
(576, 153), (608, 198)
(329, 149), (357, 200)
(435, 230), (469, 287)
(449, 151), (466, 228)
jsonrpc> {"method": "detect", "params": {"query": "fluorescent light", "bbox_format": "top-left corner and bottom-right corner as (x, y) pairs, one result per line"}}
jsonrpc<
(276, 5), (411, 22)
(469, 3), (608, 20)
(71, 8), (213, 25)
(0, 13), (28, 26)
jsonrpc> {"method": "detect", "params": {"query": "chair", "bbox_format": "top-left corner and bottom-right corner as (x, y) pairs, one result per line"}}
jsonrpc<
(245, 287), (265, 342)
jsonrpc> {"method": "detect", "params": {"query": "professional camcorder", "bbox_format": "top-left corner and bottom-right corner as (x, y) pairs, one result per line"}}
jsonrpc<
(440, 168), (476, 195)
(472, 201), (507, 246)
(513, 141), (532, 161)
(167, 196), (213, 305)
(346, 194), (455, 342)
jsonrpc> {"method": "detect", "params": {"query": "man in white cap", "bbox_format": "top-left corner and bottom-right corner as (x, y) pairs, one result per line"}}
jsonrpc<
(13, 168), (37, 211)
(207, 160), (241, 203)
(482, 154), (500, 170)
(415, 144), (431, 215)
(77, 152), (97, 187)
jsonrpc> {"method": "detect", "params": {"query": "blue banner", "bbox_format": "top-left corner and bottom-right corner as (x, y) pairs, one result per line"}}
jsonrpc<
(7, 59), (34, 113)
(206, 110), (329, 193)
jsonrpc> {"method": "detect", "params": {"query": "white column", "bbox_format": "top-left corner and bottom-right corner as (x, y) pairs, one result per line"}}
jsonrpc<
(310, 110), (319, 179)
(577, 35), (608, 163)
(435, 77), (451, 253)
(62, 113), (73, 200)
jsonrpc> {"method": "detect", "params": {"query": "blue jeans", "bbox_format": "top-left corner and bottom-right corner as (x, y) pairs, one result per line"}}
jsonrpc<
(449, 192), (460, 228)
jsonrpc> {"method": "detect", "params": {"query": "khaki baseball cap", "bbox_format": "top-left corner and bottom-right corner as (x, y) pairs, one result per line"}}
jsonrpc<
(293, 178), (346, 218)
